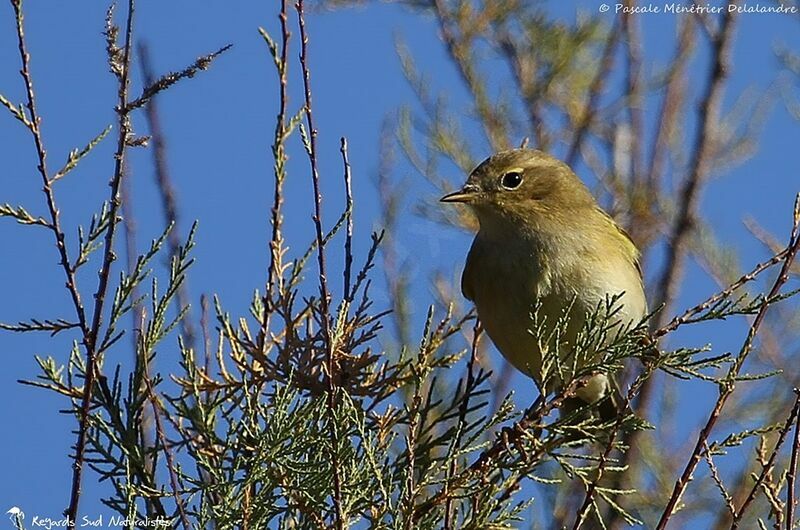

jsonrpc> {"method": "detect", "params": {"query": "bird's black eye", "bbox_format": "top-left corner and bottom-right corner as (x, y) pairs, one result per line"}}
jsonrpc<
(500, 171), (523, 190)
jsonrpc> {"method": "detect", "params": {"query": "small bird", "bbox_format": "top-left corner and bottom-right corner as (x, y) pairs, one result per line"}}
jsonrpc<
(441, 149), (647, 421)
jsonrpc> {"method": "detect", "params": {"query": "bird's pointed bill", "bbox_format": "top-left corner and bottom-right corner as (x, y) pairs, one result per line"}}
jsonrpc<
(440, 185), (479, 203)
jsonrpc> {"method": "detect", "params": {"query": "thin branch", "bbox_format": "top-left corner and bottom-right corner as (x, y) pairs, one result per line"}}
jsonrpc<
(619, 16), (736, 503)
(444, 322), (482, 529)
(118, 158), (153, 470)
(341, 137), (354, 302)
(404, 383), (421, 530)
(0, 317), (79, 336)
(497, 31), (548, 150)
(787, 389), (800, 530)
(731, 392), (800, 528)
(656, 194), (800, 530)
(68, 0), (136, 521)
(200, 293), (211, 379)
(7, 0), (109, 521)
(296, 1), (344, 527)
(414, 375), (594, 519)
(375, 116), (412, 347)
(571, 361), (659, 529)
(142, 352), (191, 530)
(263, 0), (291, 342)
(577, 221), (799, 527)
(124, 44), (232, 112)
(584, 26), (698, 521)
(0, 203), (51, 228)
(704, 442), (737, 517)
(654, 245), (792, 340)
(51, 125), (113, 184)
(9, 0), (91, 343)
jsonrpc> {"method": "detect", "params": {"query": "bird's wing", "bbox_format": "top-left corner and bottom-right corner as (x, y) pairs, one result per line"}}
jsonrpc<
(595, 206), (644, 281)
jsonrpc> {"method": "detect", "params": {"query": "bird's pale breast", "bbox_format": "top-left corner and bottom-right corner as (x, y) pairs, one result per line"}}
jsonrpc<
(462, 228), (646, 396)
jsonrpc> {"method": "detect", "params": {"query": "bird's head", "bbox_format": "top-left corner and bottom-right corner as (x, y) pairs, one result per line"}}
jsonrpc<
(440, 149), (595, 227)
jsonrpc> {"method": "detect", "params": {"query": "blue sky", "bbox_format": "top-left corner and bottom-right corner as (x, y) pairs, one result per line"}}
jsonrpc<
(1, 0), (798, 525)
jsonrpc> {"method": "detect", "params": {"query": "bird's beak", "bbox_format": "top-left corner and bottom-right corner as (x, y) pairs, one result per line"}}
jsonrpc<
(440, 184), (480, 203)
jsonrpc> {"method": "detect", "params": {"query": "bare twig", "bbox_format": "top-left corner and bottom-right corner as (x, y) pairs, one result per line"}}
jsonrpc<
(69, 1), (137, 520)
(200, 293), (211, 377)
(119, 163), (142, 344)
(375, 116), (412, 347)
(296, 1), (344, 527)
(263, 0), (290, 341)
(340, 137), (354, 301)
(118, 156), (158, 513)
(497, 32), (548, 150)
(654, 245), (792, 340)
(619, 17), (737, 505)
(581, 18), (692, 519)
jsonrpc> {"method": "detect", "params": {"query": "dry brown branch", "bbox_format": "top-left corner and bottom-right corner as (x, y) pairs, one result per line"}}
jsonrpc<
(375, 116), (413, 347)
(296, 0), (344, 526)
(621, 0), (644, 183)
(496, 32), (549, 150)
(615, 16), (737, 507)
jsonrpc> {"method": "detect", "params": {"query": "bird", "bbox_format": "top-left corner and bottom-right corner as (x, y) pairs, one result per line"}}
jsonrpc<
(440, 148), (647, 423)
